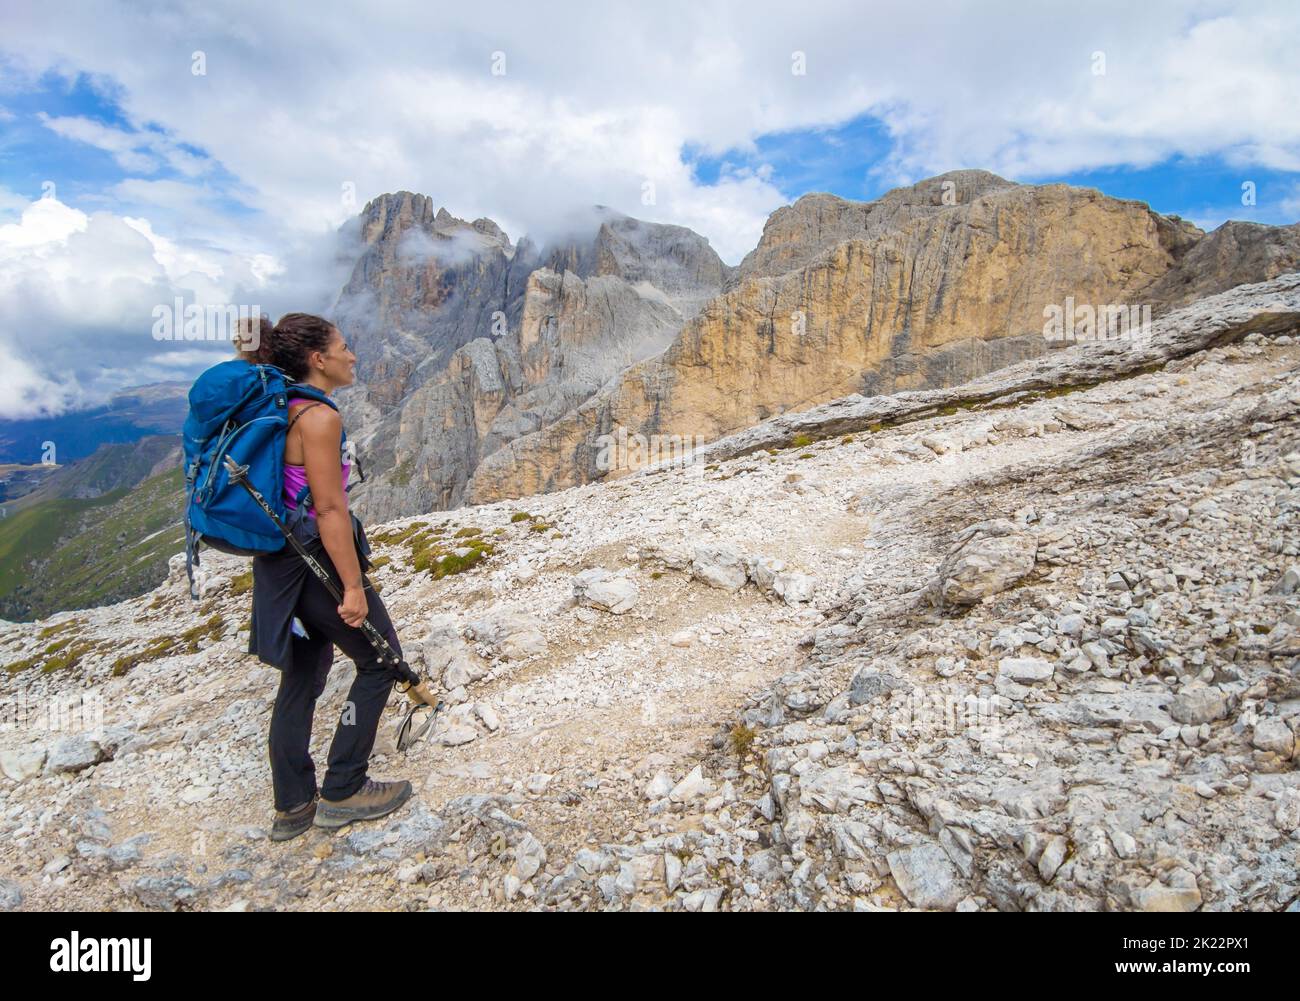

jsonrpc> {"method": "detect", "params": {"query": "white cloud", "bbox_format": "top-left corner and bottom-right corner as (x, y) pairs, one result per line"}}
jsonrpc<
(0, 195), (87, 254)
(0, 195), (260, 418)
(37, 112), (211, 177)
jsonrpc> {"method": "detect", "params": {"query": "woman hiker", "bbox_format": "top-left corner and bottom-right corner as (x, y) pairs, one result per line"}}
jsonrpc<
(236, 312), (415, 841)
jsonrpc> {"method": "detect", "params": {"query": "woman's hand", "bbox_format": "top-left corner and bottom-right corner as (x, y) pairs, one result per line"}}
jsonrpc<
(338, 584), (368, 627)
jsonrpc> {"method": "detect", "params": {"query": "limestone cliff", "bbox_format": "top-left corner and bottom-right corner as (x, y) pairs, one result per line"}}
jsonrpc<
(464, 172), (1300, 503)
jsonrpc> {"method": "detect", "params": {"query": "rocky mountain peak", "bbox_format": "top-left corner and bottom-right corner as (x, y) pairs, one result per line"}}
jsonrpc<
(355, 192), (513, 255)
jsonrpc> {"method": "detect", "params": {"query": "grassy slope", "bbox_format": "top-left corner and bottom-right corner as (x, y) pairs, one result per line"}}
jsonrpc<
(0, 467), (185, 621)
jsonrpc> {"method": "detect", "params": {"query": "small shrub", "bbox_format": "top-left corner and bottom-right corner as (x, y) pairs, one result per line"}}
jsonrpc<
(509, 512), (532, 523)
(728, 723), (758, 758)
(791, 433), (813, 448)
(229, 570), (254, 596)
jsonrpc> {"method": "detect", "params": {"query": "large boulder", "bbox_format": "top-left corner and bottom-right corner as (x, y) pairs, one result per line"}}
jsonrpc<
(691, 544), (748, 591)
(43, 735), (106, 775)
(887, 843), (965, 910)
(930, 520), (1037, 607)
(572, 569), (639, 614)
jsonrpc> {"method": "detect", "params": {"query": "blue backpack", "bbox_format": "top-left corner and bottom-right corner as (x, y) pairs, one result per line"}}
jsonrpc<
(182, 360), (339, 598)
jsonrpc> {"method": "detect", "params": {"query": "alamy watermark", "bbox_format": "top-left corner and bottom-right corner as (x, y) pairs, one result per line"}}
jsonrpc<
(862, 687), (1006, 742)
(0, 687), (105, 738)
(151, 299), (262, 348)
(50, 932), (151, 981)
(595, 425), (707, 475)
(1043, 297), (1151, 345)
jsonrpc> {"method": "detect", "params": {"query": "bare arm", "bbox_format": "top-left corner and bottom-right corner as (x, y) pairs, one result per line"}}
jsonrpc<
(297, 405), (367, 626)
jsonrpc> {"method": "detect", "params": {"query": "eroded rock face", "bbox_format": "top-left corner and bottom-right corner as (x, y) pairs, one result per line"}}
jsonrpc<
(334, 192), (528, 410)
(341, 201), (728, 521)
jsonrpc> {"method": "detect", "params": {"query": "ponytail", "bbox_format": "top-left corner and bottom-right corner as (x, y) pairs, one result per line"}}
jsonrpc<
(234, 312), (337, 381)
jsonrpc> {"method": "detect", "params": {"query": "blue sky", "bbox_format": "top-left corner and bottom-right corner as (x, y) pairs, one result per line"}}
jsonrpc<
(0, 0), (1298, 419)
(0, 68), (255, 225)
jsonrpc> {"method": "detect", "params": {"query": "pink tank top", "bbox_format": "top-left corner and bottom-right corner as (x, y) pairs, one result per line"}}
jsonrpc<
(284, 398), (351, 517)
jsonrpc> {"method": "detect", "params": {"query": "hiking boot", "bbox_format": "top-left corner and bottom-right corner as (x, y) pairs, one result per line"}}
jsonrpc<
(270, 793), (319, 842)
(313, 778), (412, 830)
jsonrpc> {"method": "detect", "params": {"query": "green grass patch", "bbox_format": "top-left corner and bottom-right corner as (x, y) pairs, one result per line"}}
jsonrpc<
(6, 627), (101, 675)
(178, 613), (225, 654)
(43, 638), (100, 674)
(111, 635), (178, 677)
(5, 654), (41, 674)
(405, 530), (496, 580)
(38, 618), (82, 640)
(368, 522), (430, 546)
(110, 612), (226, 676)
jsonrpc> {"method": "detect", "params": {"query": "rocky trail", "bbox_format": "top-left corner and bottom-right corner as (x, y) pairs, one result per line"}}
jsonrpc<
(1, 278), (1298, 911)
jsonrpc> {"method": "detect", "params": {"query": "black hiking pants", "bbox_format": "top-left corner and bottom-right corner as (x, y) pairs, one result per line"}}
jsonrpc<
(266, 576), (400, 811)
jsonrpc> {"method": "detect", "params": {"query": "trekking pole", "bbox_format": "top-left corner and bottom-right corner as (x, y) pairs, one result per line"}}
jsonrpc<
(222, 456), (443, 750)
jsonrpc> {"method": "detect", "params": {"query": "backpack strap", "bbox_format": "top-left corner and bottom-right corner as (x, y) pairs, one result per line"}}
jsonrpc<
(286, 400), (325, 432)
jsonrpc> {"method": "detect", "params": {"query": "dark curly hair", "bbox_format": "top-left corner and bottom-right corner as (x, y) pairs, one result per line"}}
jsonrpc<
(235, 312), (338, 381)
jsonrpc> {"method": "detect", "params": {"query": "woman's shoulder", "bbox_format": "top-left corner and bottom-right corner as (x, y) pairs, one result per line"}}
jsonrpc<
(291, 399), (342, 429)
